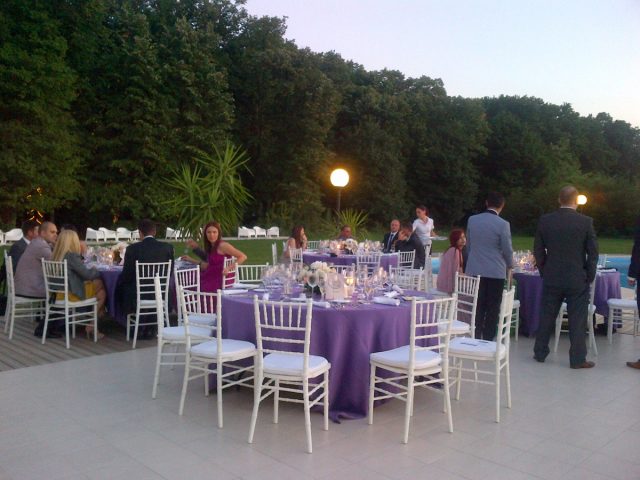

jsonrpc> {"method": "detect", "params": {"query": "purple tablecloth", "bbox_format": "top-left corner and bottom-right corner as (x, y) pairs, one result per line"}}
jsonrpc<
(221, 292), (428, 421)
(302, 252), (398, 271)
(514, 271), (621, 336)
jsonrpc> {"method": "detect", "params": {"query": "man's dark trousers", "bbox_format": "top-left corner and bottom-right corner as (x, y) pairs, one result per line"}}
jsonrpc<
(474, 277), (504, 340)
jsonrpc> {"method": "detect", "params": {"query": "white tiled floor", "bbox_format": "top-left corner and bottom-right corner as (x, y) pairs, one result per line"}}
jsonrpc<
(0, 331), (639, 479)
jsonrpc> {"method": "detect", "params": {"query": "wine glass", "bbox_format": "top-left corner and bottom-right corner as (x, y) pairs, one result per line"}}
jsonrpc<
(317, 273), (326, 300)
(307, 272), (318, 293)
(363, 278), (375, 302)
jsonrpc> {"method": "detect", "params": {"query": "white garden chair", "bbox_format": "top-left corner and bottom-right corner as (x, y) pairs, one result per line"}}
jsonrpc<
(607, 298), (639, 343)
(116, 227), (133, 241)
(368, 295), (456, 443)
(238, 226), (256, 238)
(248, 297), (330, 453)
(126, 260), (172, 348)
(253, 226), (267, 238)
(356, 251), (382, 276)
(398, 250), (415, 269)
(151, 278), (212, 399)
(99, 227), (117, 242)
(178, 287), (255, 427)
(3, 228), (23, 243)
(449, 288), (516, 423)
(306, 240), (320, 250)
(389, 266), (424, 291)
(289, 248), (303, 272)
(553, 280), (598, 354)
(267, 226), (280, 237)
(449, 273), (481, 337)
(41, 259), (98, 349)
(85, 227), (103, 242)
(222, 257), (236, 289)
(165, 227), (179, 240)
(3, 253), (45, 340)
(237, 264), (269, 284)
(174, 266), (216, 327)
(131, 229), (140, 241)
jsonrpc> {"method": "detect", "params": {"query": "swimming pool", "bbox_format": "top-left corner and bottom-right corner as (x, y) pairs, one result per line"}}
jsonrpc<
(431, 255), (632, 288)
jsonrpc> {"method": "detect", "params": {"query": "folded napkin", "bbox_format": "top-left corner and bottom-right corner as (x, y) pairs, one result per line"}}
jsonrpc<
(384, 291), (399, 298)
(598, 268), (617, 273)
(373, 296), (400, 306)
(392, 285), (404, 294)
(313, 300), (331, 309)
(222, 289), (249, 295)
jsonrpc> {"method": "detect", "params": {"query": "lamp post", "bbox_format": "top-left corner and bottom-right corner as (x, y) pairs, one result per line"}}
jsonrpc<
(330, 168), (349, 213)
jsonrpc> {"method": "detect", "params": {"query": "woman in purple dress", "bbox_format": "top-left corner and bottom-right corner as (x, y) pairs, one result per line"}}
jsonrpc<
(181, 221), (247, 292)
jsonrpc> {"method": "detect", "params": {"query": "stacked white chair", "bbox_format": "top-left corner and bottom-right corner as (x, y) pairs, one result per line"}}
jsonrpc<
(99, 227), (117, 242)
(398, 250), (415, 270)
(41, 259), (98, 349)
(267, 226), (280, 237)
(238, 226), (256, 238)
(356, 251), (382, 276)
(368, 295), (456, 443)
(152, 278), (212, 399)
(449, 288), (516, 423)
(3, 253), (45, 340)
(116, 227), (133, 241)
(271, 242), (278, 265)
(553, 280), (597, 354)
(85, 227), (103, 242)
(165, 227), (179, 240)
(389, 266), (424, 291)
(248, 297), (330, 453)
(179, 288), (255, 427)
(174, 266), (216, 328)
(253, 226), (267, 238)
(127, 260), (172, 348)
(237, 264), (269, 284)
(607, 298), (639, 343)
(3, 228), (23, 244)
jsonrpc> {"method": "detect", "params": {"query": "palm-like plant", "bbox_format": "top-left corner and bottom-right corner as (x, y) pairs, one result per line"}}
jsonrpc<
(163, 141), (252, 241)
(335, 209), (369, 239)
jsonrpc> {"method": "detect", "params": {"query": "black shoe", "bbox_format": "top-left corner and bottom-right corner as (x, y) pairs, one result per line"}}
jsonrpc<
(570, 361), (595, 369)
(533, 356), (545, 363)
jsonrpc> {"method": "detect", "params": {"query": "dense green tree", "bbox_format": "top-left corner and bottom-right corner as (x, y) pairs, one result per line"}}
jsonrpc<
(0, 0), (81, 226)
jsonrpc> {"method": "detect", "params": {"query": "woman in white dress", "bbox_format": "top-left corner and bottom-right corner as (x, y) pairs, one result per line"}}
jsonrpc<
(412, 205), (437, 254)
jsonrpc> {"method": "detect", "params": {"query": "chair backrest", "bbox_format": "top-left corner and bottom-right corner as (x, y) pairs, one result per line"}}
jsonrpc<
(253, 296), (314, 371)
(237, 264), (269, 284)
(398, 250), (415, 269)
(496, 287), (516, 351)
(424, 255), (433, 289)
(356, 251), (382, 276)
(135, 261), (172, 315)
(597, 254), (608, 268)
(116, 227), (132, 241)
(223, 257), (236, 289)
(174, 266), (201, 322)
(408, 295), (457, 370)
(271, 243), (278, 265)
(454, 273), (481, 335)
(306, 240), (320, 250)
(389, 266), (424, 290)
(289, 248), (303, 271)
(177, 285), (219, 349)
(4, 253), (15, 299)
(41, 259), (69, 301)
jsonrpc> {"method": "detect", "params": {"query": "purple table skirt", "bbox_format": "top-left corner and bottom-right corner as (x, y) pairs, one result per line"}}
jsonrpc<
(302, 252), (398, 271)
(221, 292), (429, 421)
(514, 271), (621, 336)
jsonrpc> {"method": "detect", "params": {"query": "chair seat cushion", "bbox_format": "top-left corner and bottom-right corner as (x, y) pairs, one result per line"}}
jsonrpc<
(188, 313), (217, 326)
(370, 345), (441, 370)
(263, 353), (330, 377)
(442, 319), (470, 335)
(449, 337), (506, 359)
(162, 326), (212, 341)
(53, 297), (97, 307)
(607, 298), (637, 309)
(191, 339), (255, 359)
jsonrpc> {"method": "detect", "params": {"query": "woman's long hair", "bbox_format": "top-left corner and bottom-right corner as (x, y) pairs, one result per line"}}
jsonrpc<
(448, 229), (465, 249)
(202, 221), (223, 254)
(52, 230), (81, 261)
(290, 225), (305, 248)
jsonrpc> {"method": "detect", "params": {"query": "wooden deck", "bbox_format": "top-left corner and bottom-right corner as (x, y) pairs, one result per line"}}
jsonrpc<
(0, 315), (155, 371)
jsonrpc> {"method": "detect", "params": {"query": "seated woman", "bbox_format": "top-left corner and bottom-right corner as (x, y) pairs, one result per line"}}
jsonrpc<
(51, 229), (107, 339)
(394, 222), (426, 268)
(436, 229), (466, 294)
(283, 225), (307, 259)
(181, 221), (247, 293)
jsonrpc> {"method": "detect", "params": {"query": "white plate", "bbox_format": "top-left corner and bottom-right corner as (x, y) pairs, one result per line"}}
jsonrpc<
(233, 283), (259, 290)
(331, 299), (351, 304)
(289, 297), (308, 302)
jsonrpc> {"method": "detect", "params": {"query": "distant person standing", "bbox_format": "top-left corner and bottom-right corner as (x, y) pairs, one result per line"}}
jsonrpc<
(533, 186), (598, 369)
(413, 205), (437, 254)
(465, 192), (513, 340)
(625, 215), (640, 369)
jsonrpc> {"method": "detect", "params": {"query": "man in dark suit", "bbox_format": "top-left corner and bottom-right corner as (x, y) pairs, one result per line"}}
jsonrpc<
(625, 215), (640, 369)
(394, 222), (425, 268)
(533, 186), (599, 369)
(382, 219), (400, 253)
(465, 192), (513, 340)
(116, 219), (174, 320)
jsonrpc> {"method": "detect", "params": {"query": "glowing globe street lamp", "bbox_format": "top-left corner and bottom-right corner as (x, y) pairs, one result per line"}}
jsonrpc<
(577, 194), (587, 206)
(330, 168), (349, 213)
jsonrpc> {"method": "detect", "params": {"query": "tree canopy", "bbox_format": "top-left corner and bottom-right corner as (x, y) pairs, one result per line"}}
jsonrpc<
(1, 0), (639, 236)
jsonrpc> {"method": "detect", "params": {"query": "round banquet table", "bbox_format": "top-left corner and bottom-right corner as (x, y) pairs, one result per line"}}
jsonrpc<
(514, 270), (621, 336)
(302, 252), (398, 271)
(99, 267), (126, 325)
(221, 291), (430, 422)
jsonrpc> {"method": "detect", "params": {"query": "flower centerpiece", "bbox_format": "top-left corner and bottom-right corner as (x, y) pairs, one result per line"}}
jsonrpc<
(344, 238), (358, 255)
(111, 242), (128, 266)
(297, 261), (332, 295)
